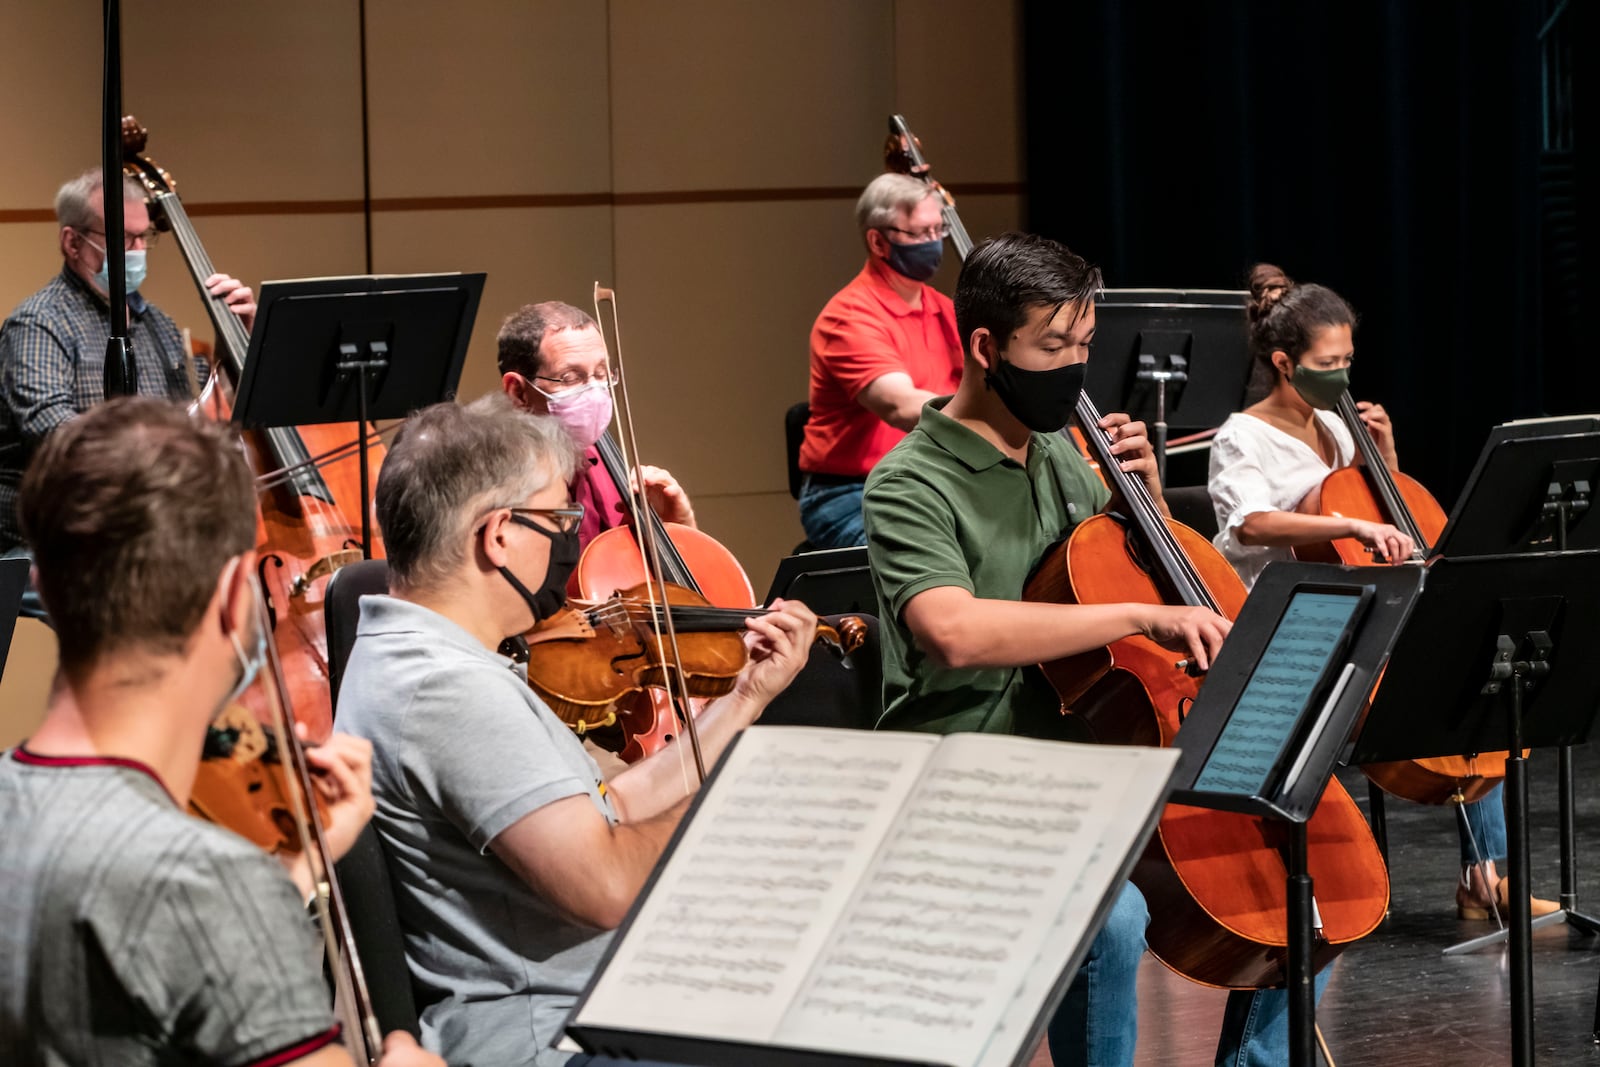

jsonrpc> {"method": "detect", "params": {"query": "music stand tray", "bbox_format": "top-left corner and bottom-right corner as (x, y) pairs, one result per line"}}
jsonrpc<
(763, 546), (874, 616)
(1433, 428), (1600, 558)
(230, 272), (486, 555)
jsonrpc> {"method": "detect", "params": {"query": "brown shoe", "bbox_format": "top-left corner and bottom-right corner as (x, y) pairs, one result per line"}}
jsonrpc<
(1456, 861), (1559, 920)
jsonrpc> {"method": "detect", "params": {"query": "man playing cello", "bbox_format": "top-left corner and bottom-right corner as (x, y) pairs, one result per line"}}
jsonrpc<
(862, 232), (1336, 1066)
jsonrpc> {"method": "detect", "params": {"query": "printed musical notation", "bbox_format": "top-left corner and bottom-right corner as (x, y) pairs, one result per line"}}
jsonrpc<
(572, 727), (1179, 1067)
(775, 735), (1130, 1064)
(574, 729), (939, 1043)
(1194, 591), (1361, 796)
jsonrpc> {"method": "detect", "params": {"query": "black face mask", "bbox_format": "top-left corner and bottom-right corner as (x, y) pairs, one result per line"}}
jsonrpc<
(985, 353), (1087, 433)
(498, 514), (581, 625)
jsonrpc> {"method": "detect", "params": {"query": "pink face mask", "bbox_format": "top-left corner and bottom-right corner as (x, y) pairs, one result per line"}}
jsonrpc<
(536, 380), (614, 448)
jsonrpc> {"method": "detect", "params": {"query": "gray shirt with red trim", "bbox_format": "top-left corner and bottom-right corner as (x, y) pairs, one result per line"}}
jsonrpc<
(0, 748), (338, 1066)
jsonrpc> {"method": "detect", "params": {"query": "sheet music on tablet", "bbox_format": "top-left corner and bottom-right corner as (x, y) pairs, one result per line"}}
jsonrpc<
(567, 726), (1180, 1067)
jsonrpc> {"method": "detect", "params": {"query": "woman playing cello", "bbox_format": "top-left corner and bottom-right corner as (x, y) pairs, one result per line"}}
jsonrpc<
(1207, 263), (1556, 921)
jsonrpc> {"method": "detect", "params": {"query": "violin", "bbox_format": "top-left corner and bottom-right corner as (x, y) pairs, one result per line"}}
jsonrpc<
(560, 285), (758, 766)
(1294, 389), (1508, 805)
(235, 588), (386, 1061)
(1024, 392), (1390, 988)
(885, 120), (1386, 987)
(120, 116), (385, 743)
(523, 584), (864, 739)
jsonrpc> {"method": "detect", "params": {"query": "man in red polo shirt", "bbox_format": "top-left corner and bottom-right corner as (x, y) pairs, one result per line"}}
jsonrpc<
(799, 173), (962, 548)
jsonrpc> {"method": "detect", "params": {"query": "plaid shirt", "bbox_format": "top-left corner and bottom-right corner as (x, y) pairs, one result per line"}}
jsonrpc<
(0, 267), (206, 550)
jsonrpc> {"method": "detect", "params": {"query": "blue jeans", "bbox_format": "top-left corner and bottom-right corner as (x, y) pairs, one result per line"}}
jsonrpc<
(1215, 967), (1333, 1067)
(0, 545), (47, 625)
(1458, 783), (1508, 866)
(1047, 881), (1147, 1067)
(798, 477), (866, 550)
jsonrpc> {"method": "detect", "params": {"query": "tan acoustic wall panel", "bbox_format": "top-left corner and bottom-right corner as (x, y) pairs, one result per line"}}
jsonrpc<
(0, 1), (1026, 703)
(608, 0), (896, 192)
(370, 206), (616, 404)
(364, 0), (613, 198)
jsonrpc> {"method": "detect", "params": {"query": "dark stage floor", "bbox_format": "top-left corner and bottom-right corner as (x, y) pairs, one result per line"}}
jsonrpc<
(1035, 744), (1600, 1066)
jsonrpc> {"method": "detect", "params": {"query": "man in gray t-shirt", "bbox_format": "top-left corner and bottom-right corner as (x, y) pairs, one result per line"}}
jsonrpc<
(0, 751), (337, 1066)
(340, 397), (815, 1066)
(0, 397), (438, 1067)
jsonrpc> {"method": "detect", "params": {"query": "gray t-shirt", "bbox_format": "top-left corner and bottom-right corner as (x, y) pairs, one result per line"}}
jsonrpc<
(0, 748), (338, 1066)
(337, 595), (618, 1067)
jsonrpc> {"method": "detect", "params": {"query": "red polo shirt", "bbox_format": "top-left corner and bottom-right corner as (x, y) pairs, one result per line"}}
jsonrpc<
(799, 259), (962, 477)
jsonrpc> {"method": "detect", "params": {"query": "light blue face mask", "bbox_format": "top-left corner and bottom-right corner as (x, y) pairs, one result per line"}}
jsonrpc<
(222, 580), (270, 708)
(85, 236), (147, 294)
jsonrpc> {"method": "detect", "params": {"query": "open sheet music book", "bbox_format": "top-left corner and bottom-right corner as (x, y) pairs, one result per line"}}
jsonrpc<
(567, 726), (1181, 1067)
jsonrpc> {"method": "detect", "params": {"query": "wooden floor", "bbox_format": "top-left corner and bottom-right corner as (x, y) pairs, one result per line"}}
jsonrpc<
(1030, 745), (1600, 1066)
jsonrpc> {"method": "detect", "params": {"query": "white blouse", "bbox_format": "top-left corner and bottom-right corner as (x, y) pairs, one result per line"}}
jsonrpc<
(1207, 410), (1355, 589)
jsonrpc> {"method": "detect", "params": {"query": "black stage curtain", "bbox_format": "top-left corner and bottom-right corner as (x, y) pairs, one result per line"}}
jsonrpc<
(1024, 1), (1589, 502)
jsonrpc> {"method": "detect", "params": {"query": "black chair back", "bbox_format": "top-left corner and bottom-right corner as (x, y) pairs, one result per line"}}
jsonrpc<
(1163, 484), (1220, 541)
(784, 400), (810, 500)
(758, 613), (884, 731)
(326, 558), (390, 707)
(321, 559), (421, 1038)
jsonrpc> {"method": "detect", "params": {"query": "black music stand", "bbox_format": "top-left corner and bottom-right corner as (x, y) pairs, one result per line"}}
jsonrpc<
(1169, 561), (1424, 1067)
(763, 546), (874, 616)
(1347, 552), (1600, 1067)
(0, 556), (28, 682)
(231, 273), (486, 558)
(1432, 421), (1600, 957)
(1088, 289), (1251, 482)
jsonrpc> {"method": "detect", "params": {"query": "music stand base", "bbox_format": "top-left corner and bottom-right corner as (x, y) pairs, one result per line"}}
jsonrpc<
(1443, 909), (1569, 955)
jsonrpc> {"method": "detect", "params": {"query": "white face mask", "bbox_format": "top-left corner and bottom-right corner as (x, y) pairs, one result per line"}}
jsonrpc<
(536, 380), (615, 449)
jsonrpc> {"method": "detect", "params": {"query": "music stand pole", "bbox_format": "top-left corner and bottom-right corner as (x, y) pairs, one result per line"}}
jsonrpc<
(1550, 503), (1600, 935)
(1286, 819), (1317, 1067)
(336, 341), (388, 560)
(1500, 635), (1547, 1066)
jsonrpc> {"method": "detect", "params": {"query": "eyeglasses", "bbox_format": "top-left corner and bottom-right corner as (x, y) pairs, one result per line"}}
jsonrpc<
(533, 368), (617, 391)
(504, 504), (586, 535)
(78, 227), (160, 250)
(882, 225), (949, 243)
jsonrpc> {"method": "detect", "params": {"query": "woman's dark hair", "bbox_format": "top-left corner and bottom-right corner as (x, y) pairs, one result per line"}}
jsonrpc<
(1245, 262), (1358, 369)
(955, 232), (1102, 351)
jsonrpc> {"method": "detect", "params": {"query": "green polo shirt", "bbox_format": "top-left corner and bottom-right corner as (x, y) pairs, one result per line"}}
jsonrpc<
(863, 397), (1111, 736)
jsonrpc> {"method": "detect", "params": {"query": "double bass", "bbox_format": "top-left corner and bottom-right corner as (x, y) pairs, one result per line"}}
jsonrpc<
(120, 116), (384, 743)
(120, 117), (388, 845)
(889, 117), (1388, 987)
(1298, 389), (1508, 805)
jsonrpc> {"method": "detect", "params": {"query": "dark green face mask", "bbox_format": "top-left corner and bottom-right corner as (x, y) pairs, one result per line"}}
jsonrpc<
(1290, 364), (1350, 410)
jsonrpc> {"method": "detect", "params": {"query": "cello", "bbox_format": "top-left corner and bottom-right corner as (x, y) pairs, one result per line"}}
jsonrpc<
(1026, 392), (1390, 988)
(886, 118), (1387, 987)
(1297, 388), (1508, 805)
(120, 116), (383, 742)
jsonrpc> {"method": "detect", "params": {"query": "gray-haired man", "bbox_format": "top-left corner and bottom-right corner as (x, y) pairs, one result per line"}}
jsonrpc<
(337, 394), (816, 1067)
